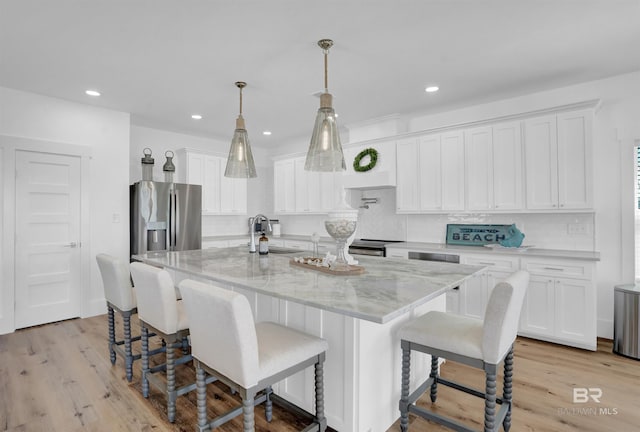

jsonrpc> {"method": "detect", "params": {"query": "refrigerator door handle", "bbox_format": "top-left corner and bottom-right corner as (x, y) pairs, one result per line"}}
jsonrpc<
(168, 190), (178, 250)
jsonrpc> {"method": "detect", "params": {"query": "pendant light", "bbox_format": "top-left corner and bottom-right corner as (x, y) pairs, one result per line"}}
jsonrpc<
(224, 81), (257, 178)
(304, 39), (346, 172)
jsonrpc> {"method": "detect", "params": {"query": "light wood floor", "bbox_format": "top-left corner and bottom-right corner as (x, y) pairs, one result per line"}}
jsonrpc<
(1, 315), (639, 432)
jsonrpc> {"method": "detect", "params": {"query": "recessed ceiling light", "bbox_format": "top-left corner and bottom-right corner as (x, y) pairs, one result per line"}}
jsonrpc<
(425, 86), (439, 93)
(85, 89), (101, 96)
(263, 131), (272, 136)
(191, 114), (203, 120)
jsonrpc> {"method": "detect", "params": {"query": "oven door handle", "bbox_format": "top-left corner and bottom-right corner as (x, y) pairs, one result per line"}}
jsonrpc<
(349, 247), (385, 257)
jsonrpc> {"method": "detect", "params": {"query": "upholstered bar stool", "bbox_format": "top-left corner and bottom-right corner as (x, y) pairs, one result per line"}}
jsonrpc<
(130, 262), (206, 423)
(179, 279), (329, 432)
(96, 253), (140, 382)
(398, 270), (529, 432)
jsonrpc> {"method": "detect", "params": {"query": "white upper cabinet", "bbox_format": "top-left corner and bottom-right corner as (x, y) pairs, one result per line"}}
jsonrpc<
(524, 110), (593, 210)
(273, 156), (344, 215)
(465, 122), (523, 211)
(556, 110), (593, 209)
(395, 138), (420, 212)
(294, 158), (321, 213)
(439, 132), (466, 211)
(274, 159), (295, 214)
(396, 132), (465, 213)
(220, 174), (247, 214)
(179, 149), (247, 215)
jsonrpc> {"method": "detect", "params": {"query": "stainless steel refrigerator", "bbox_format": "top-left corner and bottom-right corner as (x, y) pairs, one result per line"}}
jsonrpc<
(130, 181), (202, 256)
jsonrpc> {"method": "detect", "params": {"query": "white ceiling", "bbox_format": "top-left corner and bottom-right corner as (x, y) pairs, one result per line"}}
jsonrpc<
(1, 0), (639, 148)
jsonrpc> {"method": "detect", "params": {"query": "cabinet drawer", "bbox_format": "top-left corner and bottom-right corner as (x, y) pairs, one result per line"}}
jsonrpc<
(463, 254), (519, 272)
(521, 259), (592, 280)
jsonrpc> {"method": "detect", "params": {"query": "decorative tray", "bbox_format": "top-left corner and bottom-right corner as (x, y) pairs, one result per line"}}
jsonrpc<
(289, 258), (365, 276)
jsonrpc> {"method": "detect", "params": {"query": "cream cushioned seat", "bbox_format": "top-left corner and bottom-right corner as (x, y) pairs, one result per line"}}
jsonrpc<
(179, 278), (328, 432)
(398, 270), (529, 432)
(399, 311), (483, 361)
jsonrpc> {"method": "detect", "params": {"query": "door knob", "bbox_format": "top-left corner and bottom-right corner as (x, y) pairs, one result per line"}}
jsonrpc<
(64, 242), (78, 248)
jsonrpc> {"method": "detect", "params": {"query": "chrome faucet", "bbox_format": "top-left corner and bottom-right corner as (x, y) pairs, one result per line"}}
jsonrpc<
(248, 214), (272, 253)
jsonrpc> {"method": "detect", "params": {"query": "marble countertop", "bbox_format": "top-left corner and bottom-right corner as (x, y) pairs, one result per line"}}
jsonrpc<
(133, 246), (484, 324)
(385, 242), (600, 261)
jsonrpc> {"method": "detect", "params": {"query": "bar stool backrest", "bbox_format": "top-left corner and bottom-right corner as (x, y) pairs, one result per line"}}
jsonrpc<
(180, 280), (260, 388)
(482, 270), (529, 364)
(130, 262), (180, 334)
(96, 253), (136, 311)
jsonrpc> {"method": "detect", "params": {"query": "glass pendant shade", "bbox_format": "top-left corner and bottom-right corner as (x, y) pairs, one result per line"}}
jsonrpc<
(305, 102), (346, 171)
(305, 39), (346, 172)
(224, 117), (257, 178)
(224, 82), (257, 178)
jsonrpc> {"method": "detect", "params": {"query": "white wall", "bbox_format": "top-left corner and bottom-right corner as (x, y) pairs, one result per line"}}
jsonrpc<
(271, 71), (640, 339)
(129, 125), (273, 236)
(0, 86), (131, 332)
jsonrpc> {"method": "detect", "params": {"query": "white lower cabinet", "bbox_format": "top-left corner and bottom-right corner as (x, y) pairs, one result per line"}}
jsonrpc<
(385, 248), (597, 350)
(519, 258), (596, 350)
(458, 254), (519, 320)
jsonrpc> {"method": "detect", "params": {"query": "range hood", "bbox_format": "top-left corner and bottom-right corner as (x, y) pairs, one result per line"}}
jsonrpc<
(341, 141), (397, 190)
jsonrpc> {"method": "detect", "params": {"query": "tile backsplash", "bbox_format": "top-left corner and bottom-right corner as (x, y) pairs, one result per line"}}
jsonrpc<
(254, 187), (596, 251)
(356, 188), (596, 251)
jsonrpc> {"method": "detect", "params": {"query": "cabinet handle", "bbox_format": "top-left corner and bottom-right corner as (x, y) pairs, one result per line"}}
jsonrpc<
(544, 267), (564, 271)
(478, 262), (495, 265)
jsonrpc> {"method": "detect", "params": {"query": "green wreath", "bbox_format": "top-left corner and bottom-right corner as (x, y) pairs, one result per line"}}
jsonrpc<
(353, 148), (378, 172)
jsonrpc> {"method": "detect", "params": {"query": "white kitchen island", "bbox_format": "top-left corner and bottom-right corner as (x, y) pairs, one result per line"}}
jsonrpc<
(133, 247), (484, 432)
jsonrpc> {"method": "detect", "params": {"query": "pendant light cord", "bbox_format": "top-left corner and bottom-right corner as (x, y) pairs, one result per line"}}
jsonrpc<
(324, 48), (329, 92)
(239, 86), (243, 116)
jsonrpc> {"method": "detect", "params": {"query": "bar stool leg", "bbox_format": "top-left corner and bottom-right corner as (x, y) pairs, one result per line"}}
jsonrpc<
(400, 346), (411, 432)
(141, 326), (150, 398)
(195, 362), (208, 432)
(166, 342), (176, 422)
(123, 311), (133, 382)
(242, 396), (255, 432)
(315, 361), (326, 431)
(108, 306), (116, 365)
(484, 368), (497, 432)
(265, 386), (273, 422)
(503, 347), (514, 431)
(430, 355), (439, 402)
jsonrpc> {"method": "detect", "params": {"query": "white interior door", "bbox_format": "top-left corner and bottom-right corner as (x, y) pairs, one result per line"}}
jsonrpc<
(14, 151), (81, 329)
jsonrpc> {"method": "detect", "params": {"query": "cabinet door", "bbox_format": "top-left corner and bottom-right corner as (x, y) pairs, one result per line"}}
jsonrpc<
(519, 275), (555, 337)
(396, 139), (420, 212)
(320, 171), (341, 212)
(557, 110), (593, 209)
(203, 156), (221, 214)
(274, 159), (295, 213)
(465, 126), (493, 211)
(418, 135), (442, 211)
(294, 158), (322, 213)
(524, 115), (558, 209)
(492, 121), (523, 210)
(220, 171), (247, 214)
(440, 131), (465, 211)
(186, 152), (205, 185)
(555, 277), (595, 346)
(459, 272), (487, 320)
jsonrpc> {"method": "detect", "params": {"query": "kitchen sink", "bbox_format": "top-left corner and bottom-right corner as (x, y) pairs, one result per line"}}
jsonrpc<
(267, 246), (302, 254)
